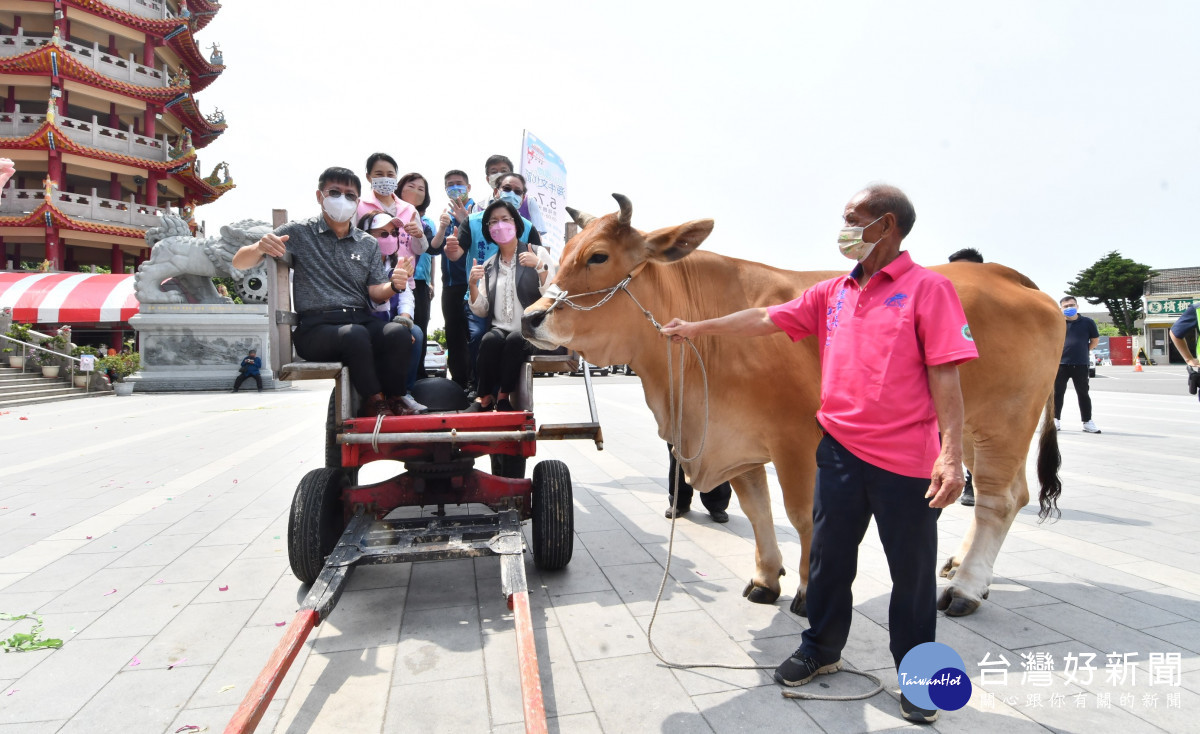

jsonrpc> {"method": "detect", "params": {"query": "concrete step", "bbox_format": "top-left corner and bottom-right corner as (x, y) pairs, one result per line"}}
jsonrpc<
(0, 390), (112, 410)
(0, 379), (70, 395)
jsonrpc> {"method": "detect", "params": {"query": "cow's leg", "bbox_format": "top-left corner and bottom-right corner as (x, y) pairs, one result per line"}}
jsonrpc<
(939, 434), (977, 579)
(729, 465), (785, 604)
(938, 446), (1030, 616)
(776, 449), (818, 617)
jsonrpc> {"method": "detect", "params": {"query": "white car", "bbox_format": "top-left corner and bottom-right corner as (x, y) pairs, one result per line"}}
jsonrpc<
(423, 341), (447, 377)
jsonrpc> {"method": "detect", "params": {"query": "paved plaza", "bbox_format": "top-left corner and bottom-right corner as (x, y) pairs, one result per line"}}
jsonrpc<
(1, 366), (1198, 733)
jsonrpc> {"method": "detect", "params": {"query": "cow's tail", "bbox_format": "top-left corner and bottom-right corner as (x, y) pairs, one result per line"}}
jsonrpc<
(1036, 391), (1062, 522)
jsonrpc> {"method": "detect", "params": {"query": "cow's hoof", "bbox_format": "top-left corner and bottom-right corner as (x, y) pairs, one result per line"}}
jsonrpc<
(938, 557), (958, 579)
(742, 580), (781, 605)
(789, 593), (808, 617)
(937, 587), (982, 617)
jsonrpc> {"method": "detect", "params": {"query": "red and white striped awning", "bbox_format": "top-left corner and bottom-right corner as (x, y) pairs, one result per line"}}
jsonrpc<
(0, 272), (139, 324)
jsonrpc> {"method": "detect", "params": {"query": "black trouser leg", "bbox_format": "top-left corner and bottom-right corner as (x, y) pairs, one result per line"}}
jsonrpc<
(1053, 364), (1071, 419)
(1069, 364), (1092, 421)
(668, 444), (730, 512)
(414, 280), (432, 378)
(293, 316), (410, 398)
(498, 330), (531, 394)
(867, 454), (942, 670)
(252, 374), (263, 391)
(442, 284), (469, 387)
(232, 374), (248, 392)
(476, 327), (506, 398)
(798, 434), (876, 666)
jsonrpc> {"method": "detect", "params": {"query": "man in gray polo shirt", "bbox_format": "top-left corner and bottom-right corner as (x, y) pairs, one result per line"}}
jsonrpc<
(232, 166), (415, 417)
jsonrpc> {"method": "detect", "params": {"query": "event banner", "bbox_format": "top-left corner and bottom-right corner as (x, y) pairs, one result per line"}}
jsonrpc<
(519, 131), (567, 262)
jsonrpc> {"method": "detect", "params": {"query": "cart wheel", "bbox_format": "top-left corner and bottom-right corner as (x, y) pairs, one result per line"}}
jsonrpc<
(531, 460), (573, 570)
(325, 388), (340, 469)
(491, 454), (527, 479)
(288, 467), (347, 585)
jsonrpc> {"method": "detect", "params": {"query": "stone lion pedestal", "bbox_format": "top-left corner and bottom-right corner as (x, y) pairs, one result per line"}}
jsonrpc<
(127, 303), (287, 392)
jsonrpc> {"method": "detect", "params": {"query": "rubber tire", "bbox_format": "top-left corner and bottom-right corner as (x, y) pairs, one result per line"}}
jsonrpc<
(288, 467), (347, 585)
(491, 453), (527, 479)
(531, 460), (573, 570)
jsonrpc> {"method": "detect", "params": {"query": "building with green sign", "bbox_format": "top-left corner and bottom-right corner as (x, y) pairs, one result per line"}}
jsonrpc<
(1143, 267), (1200, 364)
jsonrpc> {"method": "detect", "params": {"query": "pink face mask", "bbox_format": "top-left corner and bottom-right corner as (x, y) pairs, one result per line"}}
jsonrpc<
(375, 231), (399, 256)
(489, 220), (517, 243)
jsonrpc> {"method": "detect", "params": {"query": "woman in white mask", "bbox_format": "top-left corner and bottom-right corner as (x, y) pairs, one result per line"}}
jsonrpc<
(356, 152), (428, 258)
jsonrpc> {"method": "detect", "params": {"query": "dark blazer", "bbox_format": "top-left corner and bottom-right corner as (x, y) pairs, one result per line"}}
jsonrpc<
(482, 242), (543, 320)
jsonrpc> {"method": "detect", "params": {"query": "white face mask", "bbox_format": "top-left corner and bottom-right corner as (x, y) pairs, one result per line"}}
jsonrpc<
(837, 215), (885, 262)
(371, 177), (398, 197)
(322, 192), (357, 223)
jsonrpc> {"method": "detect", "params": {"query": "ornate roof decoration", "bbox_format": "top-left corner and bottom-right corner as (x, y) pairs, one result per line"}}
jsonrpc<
(62, 1), (225, 91)
(0, 44), (227, 147)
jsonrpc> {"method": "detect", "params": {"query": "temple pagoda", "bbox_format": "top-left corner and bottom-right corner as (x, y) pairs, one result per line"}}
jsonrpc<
(0, 0), (232, 274)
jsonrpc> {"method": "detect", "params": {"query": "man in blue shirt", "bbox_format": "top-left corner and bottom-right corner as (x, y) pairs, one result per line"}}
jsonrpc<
(232, 349), (262, 393)
(1054, 296), (1101, 433)
(1169, 303), (1199, 398)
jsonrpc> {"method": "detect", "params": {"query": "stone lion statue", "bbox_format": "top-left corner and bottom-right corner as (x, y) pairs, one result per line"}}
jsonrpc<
(134, 214), (273, 304)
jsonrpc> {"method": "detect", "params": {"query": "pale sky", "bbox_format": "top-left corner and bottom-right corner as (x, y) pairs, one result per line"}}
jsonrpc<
(196, 1), (1199, 325)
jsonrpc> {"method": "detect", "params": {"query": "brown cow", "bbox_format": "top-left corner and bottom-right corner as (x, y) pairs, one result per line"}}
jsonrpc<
(522, 194), (1064, 617)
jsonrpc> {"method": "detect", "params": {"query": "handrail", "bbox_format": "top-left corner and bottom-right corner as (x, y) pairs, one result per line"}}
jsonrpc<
(0, 333), (81, 365)
(0, 334), (94, 393)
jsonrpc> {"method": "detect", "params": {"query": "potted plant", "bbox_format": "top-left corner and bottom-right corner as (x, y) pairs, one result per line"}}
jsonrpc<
(3, 321), (33, 369)
(100, 351), (140, 395)
(71, 345), (99, 387)
(31, 330), (69, 378)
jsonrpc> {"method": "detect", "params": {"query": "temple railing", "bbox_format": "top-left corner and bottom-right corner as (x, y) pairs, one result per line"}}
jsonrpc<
(2, 184), (167, 229)
(0, 29), (171, 88)
(1, 106), (171, 162)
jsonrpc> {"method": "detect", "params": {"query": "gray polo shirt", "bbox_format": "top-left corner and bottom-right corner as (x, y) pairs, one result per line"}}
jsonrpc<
(274, 216), (388, 313)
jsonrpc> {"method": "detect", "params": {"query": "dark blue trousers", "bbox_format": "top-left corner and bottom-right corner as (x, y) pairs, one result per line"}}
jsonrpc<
(798, 434), (941, 670)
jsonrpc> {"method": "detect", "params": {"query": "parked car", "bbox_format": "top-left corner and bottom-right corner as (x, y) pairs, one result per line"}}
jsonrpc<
(570, 362), (609, 377)
(423, 341), (447, 377)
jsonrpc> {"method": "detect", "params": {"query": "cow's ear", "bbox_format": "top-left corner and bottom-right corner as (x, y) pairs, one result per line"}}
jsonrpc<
(643, 219), (715, 262)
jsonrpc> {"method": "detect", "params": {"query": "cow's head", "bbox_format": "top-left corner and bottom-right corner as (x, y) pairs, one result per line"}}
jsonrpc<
(522, 193), (714, 366)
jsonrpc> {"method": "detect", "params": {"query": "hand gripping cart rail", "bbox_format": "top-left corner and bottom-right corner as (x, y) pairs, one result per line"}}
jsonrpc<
(225, 256), (604, 734)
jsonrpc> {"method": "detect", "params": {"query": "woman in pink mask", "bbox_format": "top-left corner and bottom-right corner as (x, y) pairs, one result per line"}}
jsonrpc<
(357, 211), (425, 414)
(465, 200), (555, 412)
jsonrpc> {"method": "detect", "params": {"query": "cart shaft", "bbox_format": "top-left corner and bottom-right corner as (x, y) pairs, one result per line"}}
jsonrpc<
(224, 609), (318, 734)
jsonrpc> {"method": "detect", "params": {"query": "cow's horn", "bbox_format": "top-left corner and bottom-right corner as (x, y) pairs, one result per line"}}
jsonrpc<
(613, 193), (633, 225)
(565, 206), (595, 229)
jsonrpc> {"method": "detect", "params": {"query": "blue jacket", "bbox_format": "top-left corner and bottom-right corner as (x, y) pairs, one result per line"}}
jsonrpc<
(241, 355), (261, 376)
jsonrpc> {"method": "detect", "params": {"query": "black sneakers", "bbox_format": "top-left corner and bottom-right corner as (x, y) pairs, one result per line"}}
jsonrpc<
(900, 694), (939, 724)
(773, 650), (842, 686)
(959, 473), (975, 507)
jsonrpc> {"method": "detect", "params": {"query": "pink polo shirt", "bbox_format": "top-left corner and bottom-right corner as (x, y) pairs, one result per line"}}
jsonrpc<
(767, 251), (978, 478)
(356, 192), (421, 290)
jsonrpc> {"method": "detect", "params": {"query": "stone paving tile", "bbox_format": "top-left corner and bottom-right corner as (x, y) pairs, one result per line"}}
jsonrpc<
(393, 604), (484, 685)
(106, 531), (205, 569)
(343, 561), (412, 592)
(577, 652), (709, 733)
(1, 551), (122, 593)
(188, 625), (312, 709)
(493, 712), (604, 734)
(641, 539), (742, 585)
(538, 547), (615, 599)
(682, 576), (807, 644)
(601, 561), (699, 618)
(578, 528), (656, 567)
(167, 700), (286, 734)
(276, 645), (396, 733)
(1016, 572), (1188, 628)
(402, 558), (478, 612)
(157, 542), (244, 583)
(76, 580), (205, 639)
(692, 684), (822, 732)
(552, 589), (649, 662)
(1142, 619), (1200, 655)
(0, 636), (152, 723)
(1124, 585), (1200, 622)
(310, 586), (407, 654)
(0, 721), (67, 734)
(635, 610), (774, 696)
(382, 675), (491, 733)
(56, 665), (209, 734)
(134, 599), (258, 669)
(191, 557), (287, 604)
(38, 565), (161, 614)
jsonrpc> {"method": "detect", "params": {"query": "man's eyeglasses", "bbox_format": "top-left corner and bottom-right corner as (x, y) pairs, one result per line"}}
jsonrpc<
(323, 190), (359, 203)
(500, 185), (525, 196)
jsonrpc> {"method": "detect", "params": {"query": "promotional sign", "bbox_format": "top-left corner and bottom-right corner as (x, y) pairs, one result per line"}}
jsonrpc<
(1146, 298), (1198, 315)
(79, 354), (95, 372)
(519, 131), (568, 263)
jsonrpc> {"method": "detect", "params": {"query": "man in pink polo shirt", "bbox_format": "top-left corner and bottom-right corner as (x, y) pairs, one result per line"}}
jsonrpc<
(662, 184), (977, 724)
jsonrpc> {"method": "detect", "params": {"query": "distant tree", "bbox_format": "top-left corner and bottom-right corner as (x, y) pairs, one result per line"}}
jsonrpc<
(1066, 251), (1153, 336)
(429, 327), (446, 346)
(1097, 323), (1120, 337)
